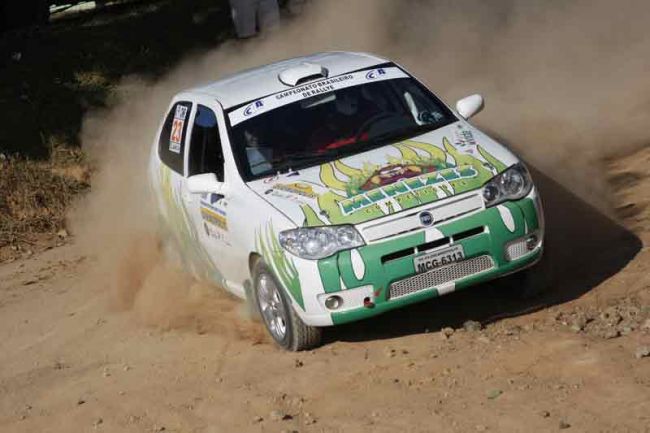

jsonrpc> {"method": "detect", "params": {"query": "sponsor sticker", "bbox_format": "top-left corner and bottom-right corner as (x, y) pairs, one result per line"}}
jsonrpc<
(337, 165), (479, 216)
(244, 100), (264, 117)
(200, 196), (228, 231)
(169, 105), (189, 154)
(273, 182), (319, 199)
(175, 105), (188, 121)
(229, 67), (408, 126)
(365, 68), (386, 80)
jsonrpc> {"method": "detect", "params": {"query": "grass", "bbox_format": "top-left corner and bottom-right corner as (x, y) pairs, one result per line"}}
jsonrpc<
(0, 150), (88, 248)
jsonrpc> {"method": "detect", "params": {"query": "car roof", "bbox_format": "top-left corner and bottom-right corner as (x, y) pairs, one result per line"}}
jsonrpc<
(189, 51), (389, 109)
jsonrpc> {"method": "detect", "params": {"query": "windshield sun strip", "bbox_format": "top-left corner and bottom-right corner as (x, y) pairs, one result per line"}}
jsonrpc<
(225, 62), (397, 113)
(227, 67), (410, 127)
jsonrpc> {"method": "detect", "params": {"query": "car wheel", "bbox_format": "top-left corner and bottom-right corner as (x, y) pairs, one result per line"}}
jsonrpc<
(253, 261), (321, 351)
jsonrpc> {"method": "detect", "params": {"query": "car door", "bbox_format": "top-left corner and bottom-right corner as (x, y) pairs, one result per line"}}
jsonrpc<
(156, 99), (216, 280)
(180, 98), (242, 294)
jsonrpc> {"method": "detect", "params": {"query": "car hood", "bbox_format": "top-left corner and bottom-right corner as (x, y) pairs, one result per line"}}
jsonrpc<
(247, 122), (519, 227)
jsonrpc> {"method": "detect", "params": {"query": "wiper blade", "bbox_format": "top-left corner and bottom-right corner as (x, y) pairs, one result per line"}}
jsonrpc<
(279, 151), (337, 173)
(369, 125), (437, 145)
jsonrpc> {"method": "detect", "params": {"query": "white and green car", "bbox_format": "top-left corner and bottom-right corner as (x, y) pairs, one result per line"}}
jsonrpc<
(149, 52), (544, 351)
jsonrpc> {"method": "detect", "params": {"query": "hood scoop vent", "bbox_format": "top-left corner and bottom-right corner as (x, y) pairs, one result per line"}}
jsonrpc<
(278, 62), (329, 87)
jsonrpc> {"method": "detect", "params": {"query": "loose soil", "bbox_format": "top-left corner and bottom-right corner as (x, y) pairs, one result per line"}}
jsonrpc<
(0, 146), (648, 433)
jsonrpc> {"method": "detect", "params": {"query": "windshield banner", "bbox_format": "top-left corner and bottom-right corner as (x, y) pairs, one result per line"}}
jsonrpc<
(229, 67), (409, 127)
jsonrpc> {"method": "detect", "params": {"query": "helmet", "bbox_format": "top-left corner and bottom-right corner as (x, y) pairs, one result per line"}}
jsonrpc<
(335, 92), (359, 116)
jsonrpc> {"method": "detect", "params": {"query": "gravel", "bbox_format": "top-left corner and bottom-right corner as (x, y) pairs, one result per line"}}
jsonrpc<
(635, 346), (650, 359)
(553, 299), (649, 339)
(441, 327), (455, 339)
(463, 320), (483, 332)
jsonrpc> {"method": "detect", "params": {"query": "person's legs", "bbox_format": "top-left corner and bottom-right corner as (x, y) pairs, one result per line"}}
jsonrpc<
(257, 0), (280, 33)
(229, 0), (257, 38)
(287, 0), (306, 15)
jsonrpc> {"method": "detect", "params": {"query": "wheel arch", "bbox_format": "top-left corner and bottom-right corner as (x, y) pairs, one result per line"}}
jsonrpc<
(248, 252), (262, 275)
(244, 252), (263, 299)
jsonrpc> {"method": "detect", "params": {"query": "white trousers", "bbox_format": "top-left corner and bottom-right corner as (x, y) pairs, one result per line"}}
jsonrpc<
(229, 0), (280, 38)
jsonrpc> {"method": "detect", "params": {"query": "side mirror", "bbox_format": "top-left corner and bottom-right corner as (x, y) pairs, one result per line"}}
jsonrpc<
(456, 94), (484, 120)
(187, 173), (224, 194)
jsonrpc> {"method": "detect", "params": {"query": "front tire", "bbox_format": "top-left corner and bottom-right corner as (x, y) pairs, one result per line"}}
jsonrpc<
(253, 261), (321, 351)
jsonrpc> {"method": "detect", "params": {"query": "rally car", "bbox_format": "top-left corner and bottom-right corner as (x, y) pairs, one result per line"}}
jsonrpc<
(149, 52), (544, 351)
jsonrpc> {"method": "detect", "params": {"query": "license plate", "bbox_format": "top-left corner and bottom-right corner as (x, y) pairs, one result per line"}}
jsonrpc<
(414, 245), (465, 274)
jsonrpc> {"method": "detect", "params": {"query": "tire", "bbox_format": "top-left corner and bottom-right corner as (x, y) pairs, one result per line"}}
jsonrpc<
(252, 260), (321, 351)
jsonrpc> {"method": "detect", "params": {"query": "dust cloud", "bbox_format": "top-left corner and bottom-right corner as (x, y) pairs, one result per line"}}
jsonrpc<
(70, 0), (650, 333)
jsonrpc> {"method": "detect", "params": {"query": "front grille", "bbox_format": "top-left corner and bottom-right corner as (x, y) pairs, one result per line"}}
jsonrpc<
(389, 255), (494, 299)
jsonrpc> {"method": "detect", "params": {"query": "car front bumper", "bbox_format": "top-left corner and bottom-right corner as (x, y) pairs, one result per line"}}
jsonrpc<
(287, 189), (544, 327)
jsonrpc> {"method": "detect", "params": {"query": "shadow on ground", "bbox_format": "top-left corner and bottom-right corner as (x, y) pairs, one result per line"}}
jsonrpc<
(327, 166), (643, 344)
(0, 0), (233, 159)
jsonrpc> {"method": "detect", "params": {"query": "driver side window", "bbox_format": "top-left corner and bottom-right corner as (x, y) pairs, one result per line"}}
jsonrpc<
(188, 105), (224, 181)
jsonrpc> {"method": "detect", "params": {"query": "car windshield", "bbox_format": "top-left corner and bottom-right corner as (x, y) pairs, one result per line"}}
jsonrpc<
(228, 66), (456, 181)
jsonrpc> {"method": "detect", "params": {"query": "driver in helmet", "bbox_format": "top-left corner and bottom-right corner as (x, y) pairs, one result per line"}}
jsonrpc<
(309, 88), (378, 152)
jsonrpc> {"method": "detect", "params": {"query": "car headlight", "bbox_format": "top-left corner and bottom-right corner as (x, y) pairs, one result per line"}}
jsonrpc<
(482, 163), (533, 207)
(279, 225), (365, 260)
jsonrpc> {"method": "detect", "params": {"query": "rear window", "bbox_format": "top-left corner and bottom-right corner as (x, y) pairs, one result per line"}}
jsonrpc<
(158, 101), (193, 174)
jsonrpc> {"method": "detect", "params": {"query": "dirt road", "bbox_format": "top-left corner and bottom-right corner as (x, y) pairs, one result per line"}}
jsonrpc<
(0, 146), (649, 433)
(2, 1), (650, 431)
